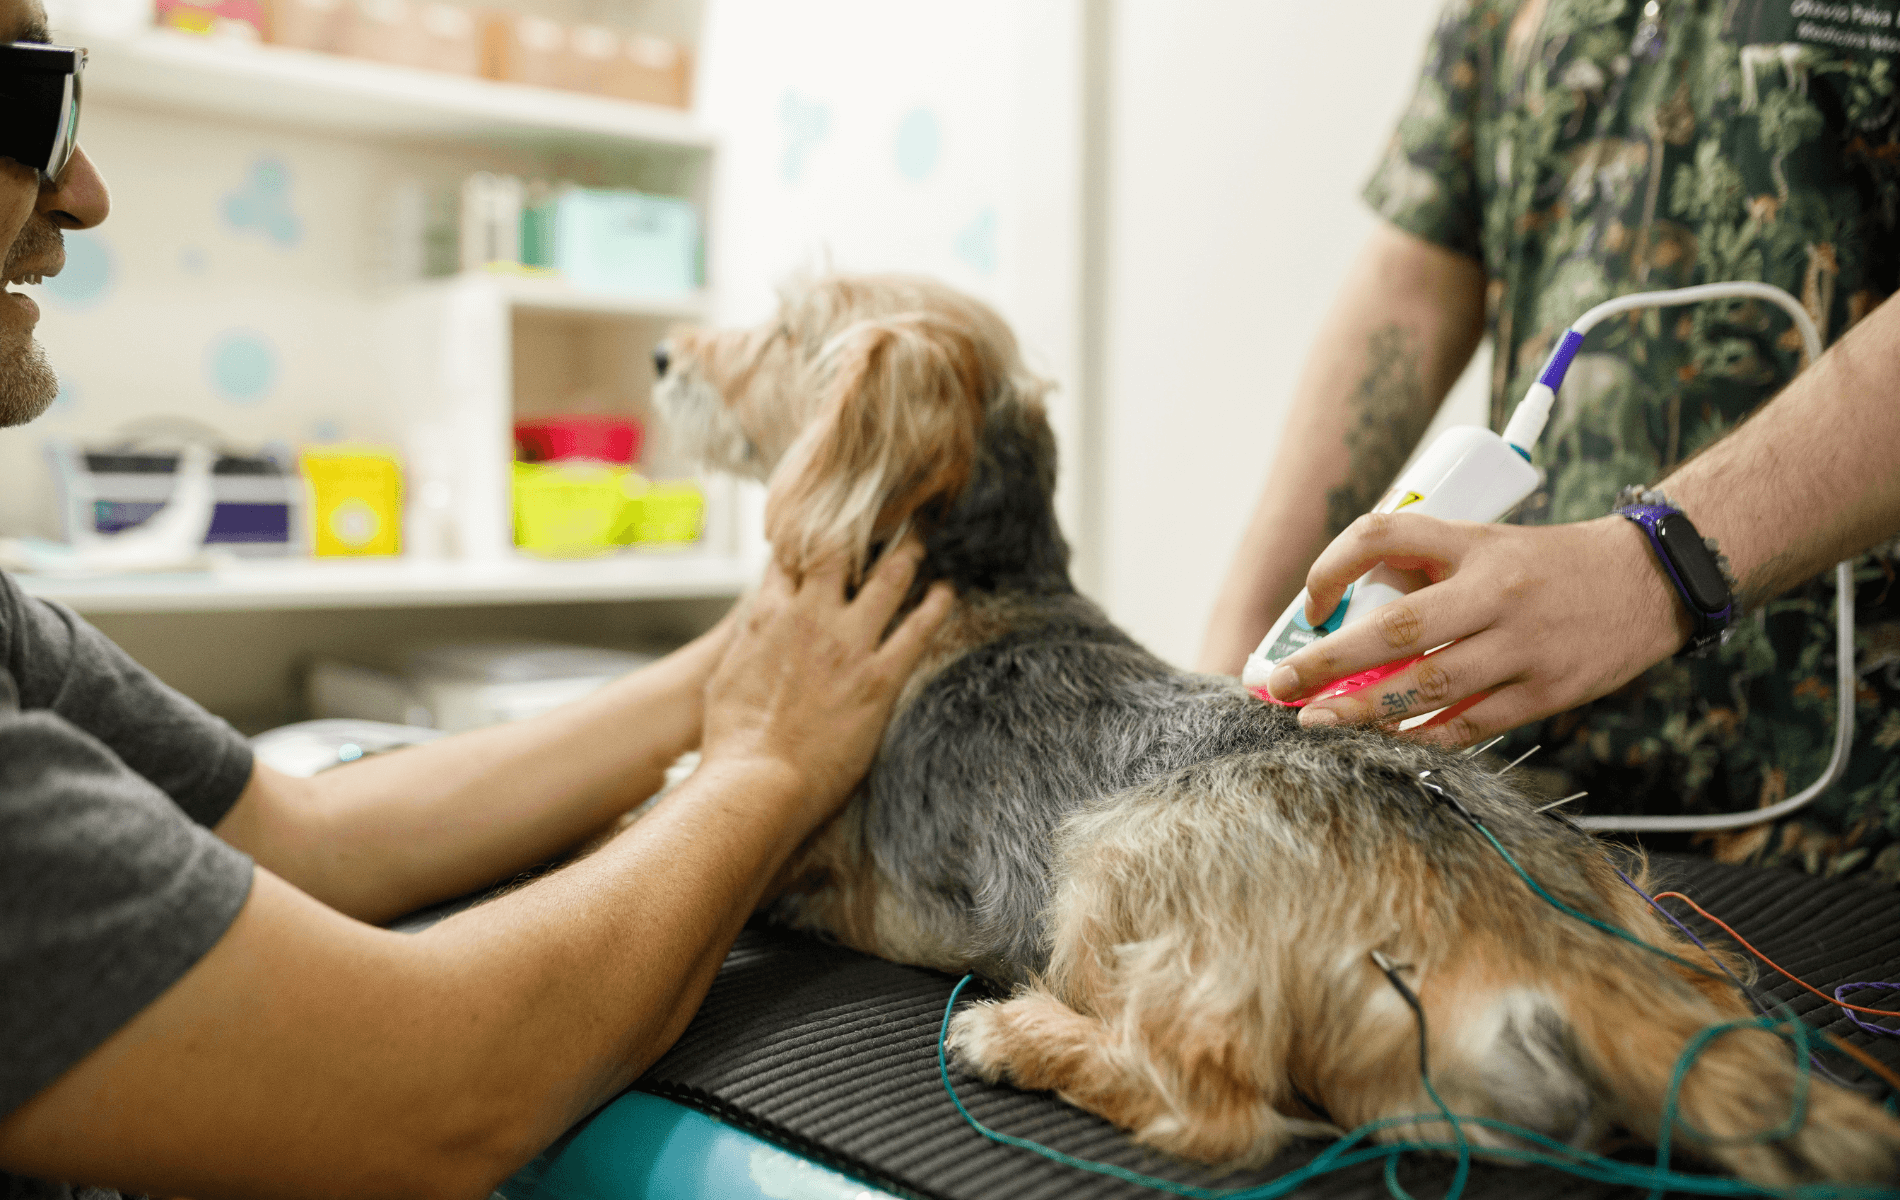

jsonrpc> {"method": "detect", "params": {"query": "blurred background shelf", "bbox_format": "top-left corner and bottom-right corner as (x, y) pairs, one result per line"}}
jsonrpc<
(455, 272), (711, 320)
(18, 553), (752, 613)
(83, 30), (716, 151)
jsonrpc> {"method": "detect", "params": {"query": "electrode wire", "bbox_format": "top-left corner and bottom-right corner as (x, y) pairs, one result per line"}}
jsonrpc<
(937, 977), (1882, 1199)
(1469, 821), (1721, 979)
(1837, 984), (1900, 1038)
(1610, 866), (1871, 1093)
(1653, 891), (1900, 1026)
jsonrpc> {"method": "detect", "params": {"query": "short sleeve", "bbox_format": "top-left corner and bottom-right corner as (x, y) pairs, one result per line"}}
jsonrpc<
(0, 706), (255, 1118)
(1, 572), (253, 827)
(1362, 0), (1488, 263)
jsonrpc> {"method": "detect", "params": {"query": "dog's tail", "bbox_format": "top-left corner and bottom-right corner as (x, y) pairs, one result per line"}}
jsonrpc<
(1559, 952), (1900, 1187)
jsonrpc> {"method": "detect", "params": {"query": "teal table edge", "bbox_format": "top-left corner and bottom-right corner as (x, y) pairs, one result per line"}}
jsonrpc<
(497, 1091), (906, 1200)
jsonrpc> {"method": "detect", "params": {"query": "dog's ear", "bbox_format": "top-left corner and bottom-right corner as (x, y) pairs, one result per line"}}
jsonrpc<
(765, 312), (986, 575)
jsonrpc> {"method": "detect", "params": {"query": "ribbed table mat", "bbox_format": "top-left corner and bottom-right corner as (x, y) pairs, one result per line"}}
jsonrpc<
(624, 855), (1898, 1200)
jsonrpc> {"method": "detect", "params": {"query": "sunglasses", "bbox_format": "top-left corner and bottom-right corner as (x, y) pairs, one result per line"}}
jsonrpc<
(0, 42), (84, 183)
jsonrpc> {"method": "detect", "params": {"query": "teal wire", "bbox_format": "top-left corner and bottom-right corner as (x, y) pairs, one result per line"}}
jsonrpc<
(1471, 821), (1719, 978)
(932, 815), (1874, 1198)
(936, 979), (1895, 1198)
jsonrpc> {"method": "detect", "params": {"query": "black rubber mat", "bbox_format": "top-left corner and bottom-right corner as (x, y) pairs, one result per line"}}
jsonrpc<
(622, 855), (1900, 1200)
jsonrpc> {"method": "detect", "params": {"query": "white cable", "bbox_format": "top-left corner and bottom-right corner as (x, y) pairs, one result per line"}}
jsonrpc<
(1563, 283), (1855, 833)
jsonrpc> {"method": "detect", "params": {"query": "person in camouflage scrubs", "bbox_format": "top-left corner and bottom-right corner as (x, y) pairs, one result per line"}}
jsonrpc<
(1363, 0), (1900, 884)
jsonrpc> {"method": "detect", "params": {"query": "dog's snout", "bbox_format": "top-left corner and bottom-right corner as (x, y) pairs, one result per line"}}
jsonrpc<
(652, 342), (671, 378)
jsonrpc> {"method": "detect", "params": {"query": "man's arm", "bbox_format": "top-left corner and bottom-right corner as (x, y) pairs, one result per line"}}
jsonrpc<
(214, 615), (734, 925)
(1197, 221), (1487, 674)
(0, 548), (954, 1200)
(1267, 294), (1900, 744)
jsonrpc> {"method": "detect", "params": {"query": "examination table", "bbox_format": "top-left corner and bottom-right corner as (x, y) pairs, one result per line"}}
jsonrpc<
(424, 854), (1899, 1200)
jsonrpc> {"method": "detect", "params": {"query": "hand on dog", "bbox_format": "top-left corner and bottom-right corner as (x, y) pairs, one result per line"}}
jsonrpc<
(1264, 511), (1692, 747)
(703, 541), (954, 832)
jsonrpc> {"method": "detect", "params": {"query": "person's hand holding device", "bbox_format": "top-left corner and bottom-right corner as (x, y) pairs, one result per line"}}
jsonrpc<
(1263, 511), (1688, 747)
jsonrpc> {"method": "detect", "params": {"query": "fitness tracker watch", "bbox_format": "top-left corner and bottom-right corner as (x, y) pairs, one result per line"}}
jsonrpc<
(1613, 502), (1734, 658)
(0, 42), (86, 183)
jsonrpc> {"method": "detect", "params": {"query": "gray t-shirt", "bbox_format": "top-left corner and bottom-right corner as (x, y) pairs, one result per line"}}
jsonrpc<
(0, 570), (255, 1199)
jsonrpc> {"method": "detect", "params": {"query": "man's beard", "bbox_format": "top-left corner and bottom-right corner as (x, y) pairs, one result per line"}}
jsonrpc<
(0, 219), (63, 428)
(0, 331), (57, 427)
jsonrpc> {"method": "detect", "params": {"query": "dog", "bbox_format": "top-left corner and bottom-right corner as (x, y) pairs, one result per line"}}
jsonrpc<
(653, 274), (1900, 1186)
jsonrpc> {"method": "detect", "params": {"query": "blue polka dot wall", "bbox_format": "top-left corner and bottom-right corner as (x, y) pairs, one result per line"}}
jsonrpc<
(780, 92), (831, 185)
(223, 157), (304, 249)
(206, 329), (279, 406)
(42, 232), (116, 311)
(894, 107), (940, 181)
(953, 208), (998, 276)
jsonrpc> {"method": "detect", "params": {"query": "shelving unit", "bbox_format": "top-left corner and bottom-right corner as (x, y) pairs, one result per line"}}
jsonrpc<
(21, 13), (743, 724)
(19, 553), (751, 614)
(82, 29), (714, 153)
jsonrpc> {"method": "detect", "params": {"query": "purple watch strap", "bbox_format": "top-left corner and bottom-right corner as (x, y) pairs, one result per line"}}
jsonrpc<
(1615, 503), (1734, 656)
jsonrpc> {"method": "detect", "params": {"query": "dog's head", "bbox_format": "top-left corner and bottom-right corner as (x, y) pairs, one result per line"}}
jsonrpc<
(654, 275), (1052, 576)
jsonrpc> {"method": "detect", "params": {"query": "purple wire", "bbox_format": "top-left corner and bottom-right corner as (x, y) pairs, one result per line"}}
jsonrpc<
(1611, 866), (1865, 1088)
(1835, 982), (1900, 1038)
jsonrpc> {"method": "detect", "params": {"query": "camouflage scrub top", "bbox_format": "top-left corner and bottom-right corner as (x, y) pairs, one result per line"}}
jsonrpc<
(1365, 0), (1900, 883)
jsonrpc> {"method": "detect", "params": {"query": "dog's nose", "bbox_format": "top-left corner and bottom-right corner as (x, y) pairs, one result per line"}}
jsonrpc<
(652, 343), (671, 378)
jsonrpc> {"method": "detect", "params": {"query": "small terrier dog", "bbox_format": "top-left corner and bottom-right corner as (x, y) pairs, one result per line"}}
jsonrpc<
(654, 275), (1900, 1186)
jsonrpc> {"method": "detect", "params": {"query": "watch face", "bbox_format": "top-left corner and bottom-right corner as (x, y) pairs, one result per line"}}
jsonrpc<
(1655, 513), (1729, 613)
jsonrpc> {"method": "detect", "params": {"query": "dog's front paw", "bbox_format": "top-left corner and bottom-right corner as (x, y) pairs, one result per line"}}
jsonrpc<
(945, 1001), (1012, 1084)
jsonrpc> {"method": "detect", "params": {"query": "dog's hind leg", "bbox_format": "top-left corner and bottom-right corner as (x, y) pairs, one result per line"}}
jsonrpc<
(948, 984), (1321, 1167)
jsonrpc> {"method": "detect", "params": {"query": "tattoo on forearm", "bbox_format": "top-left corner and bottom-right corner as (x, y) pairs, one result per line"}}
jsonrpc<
(1325, 325), (1433, 538)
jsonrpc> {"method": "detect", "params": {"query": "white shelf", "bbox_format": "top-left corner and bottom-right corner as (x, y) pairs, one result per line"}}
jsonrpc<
(19, 553), (753, 614)
(83, 30), (715, 153)
(458, 272), (711, 320)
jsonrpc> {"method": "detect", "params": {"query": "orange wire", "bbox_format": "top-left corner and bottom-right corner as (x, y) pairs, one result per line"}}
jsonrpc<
(1653, 891), (1900, 1021)
(1821, 1030), (1900, 1094)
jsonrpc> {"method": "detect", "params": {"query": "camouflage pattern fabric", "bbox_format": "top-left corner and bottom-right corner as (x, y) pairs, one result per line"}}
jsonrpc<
(1364, 0), (1900, 883)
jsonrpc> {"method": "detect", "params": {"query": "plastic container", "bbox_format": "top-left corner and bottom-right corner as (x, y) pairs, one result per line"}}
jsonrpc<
(512, 461), (633, 557)
(514, 416), (643, 465)
(302, 446), (403, 557)
(519, 187), (699, 297)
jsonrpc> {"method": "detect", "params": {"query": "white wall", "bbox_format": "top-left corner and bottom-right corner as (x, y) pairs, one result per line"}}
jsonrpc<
(694, 0), (1089, 568)
(1096, 0), (1488, 667)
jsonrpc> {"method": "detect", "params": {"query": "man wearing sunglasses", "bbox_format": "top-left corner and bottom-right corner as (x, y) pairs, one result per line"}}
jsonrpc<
(0, 4), (953, 1198)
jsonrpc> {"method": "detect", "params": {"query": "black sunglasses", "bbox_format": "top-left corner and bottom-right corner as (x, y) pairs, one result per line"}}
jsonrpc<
(0, 42), (85, 183)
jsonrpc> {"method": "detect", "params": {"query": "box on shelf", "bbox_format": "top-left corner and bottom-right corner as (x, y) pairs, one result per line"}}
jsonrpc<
(512, 462), (701, 557)
(520, 187), (699, 297)
(260, 0), (341, 49)
(156, 0), (265, 38)
(479, 11), (567, 88)
(331, 0), (479, 74)
(302, 446), (403, 557)
(48, 442), (299, 556)
(514, 416), (643, 465)
(481, 14), (691, 108)
(603, 33), (691, 107)
(307, 640), (658, 732)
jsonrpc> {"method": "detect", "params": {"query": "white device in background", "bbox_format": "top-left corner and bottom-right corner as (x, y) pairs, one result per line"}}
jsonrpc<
(307, 640), (658, 733)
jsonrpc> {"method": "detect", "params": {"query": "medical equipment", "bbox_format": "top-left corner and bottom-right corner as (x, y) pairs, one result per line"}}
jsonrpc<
(1242, 281), (1854, 835)
(0, 42), (84, 183)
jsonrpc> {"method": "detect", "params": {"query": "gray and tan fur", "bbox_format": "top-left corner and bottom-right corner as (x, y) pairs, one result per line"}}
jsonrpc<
(654, 275), (1900, 1186)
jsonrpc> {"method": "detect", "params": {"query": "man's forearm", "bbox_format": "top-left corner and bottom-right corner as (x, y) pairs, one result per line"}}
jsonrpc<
(1198, 223), (1487, 673)
(219, 621), (730, 923)
(1656, 293), (1900, 609)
